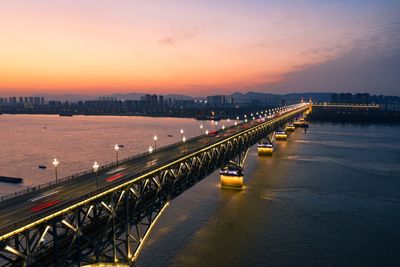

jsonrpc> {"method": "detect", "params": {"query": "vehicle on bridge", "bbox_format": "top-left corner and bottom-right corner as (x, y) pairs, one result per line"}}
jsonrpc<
(207, 130), (219, 136)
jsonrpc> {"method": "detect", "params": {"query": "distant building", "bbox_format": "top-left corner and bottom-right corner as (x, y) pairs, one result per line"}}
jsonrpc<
(33, 97), (41, 105)
(9, 97), (17, 104)
(99, 96), (117, 101)
(151, 94), (158, 108)
(207, 95), (226, 107)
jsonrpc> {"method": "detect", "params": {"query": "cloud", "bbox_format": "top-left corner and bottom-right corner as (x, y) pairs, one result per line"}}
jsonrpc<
(158, 32), (197, 46)
(158, 36), (178, 46)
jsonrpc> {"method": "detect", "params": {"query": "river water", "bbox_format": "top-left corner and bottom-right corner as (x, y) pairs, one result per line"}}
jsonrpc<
(1, 115), (399, 266)
(138, 123), (400, 267)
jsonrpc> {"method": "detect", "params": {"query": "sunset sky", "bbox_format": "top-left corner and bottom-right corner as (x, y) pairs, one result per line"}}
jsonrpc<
(0, 0), (399, 96)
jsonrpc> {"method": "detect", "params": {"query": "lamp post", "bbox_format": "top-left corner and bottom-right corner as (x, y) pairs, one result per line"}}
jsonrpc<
(205, 130), (209, 135)
(182, 136), (186, 152)
(227, 118), (230, 127)
(52, 158), (59, 183)
(234, 121), (237, 126)
(93, 161), (99, 189)
(214, 121), (218, 131)
(153, 135), (158, 151)
(114, 144), (119, 163)
(180, 129), (184, 140)
(222, 125), (225, 130)
(200, 124), (203, 135)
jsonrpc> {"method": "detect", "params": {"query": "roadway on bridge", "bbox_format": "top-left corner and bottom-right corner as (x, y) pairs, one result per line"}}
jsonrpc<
(0, 105), (307, 237)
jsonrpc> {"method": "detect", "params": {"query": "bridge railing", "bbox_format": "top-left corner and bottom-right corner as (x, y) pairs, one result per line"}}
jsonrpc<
(0, 132), (214, 235)
(313, 102), (380, 108)
(0, 130), (208, 203)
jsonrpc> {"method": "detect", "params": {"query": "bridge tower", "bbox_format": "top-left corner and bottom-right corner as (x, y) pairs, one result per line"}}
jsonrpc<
(308, 97), (313, 113)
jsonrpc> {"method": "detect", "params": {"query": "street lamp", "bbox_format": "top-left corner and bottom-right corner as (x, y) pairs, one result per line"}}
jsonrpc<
(52, 158), (59, 183)
(93, 161), (99, 189)
(200, 124), (203, 135)
(222, 125), (225, 130)
(180, 129), (184, 139)
(205, 130), (209, 135)
(214, 121), (218, 130)
(182, 136), (186, 152)
(114, 144), (119, 163)
(234, 121), (237, 126)
(236, 116), (239, 120)
(153, 135), (158, 151)
(227, 118), (230, 126)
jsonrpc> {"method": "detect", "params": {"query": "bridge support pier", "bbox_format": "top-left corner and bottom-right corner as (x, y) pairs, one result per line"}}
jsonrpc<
(220, 148), (249, 189)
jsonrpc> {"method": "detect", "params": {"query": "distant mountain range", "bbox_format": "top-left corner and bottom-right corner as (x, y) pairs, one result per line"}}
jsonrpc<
(230, 91), (332, 103)
(32, 91), (332, 103)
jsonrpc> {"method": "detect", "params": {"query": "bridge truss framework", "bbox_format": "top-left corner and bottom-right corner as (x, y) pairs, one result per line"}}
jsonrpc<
(0, 106), (307, 266)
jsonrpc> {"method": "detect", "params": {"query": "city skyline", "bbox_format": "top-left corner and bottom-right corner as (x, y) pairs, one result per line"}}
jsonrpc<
(0, 0), (399, 96)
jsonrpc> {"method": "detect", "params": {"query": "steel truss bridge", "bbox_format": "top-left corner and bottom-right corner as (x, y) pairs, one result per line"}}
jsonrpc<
(0, 104), (309, 266)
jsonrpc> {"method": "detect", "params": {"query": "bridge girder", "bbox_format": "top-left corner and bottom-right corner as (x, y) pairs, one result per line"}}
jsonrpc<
(0, 107), (307, 266)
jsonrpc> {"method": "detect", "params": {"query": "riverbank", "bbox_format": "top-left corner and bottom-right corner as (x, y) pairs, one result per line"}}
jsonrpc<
(308, 107), (400, 123)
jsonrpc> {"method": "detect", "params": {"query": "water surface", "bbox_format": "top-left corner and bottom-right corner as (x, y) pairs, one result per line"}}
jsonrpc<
(138, 123), (400, 267)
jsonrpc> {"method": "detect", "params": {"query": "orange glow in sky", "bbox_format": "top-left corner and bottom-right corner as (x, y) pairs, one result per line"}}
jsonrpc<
(0, 1), (398, 96)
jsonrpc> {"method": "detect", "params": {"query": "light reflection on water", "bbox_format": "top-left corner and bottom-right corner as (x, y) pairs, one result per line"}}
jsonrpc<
(138, 123), (400, 267)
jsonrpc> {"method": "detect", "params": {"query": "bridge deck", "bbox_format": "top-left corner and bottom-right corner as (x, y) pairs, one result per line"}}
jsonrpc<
(0, 105), (308, 238)
(312, 103), (380, 108)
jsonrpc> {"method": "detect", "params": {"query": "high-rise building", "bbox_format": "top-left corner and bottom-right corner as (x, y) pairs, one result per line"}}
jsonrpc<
(33, 97), (41, 105)
(207, 95), (226, 107)
(150, 94), (158, 108)
(9, 97), (17, 104)
(159, 95), (164, 107)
